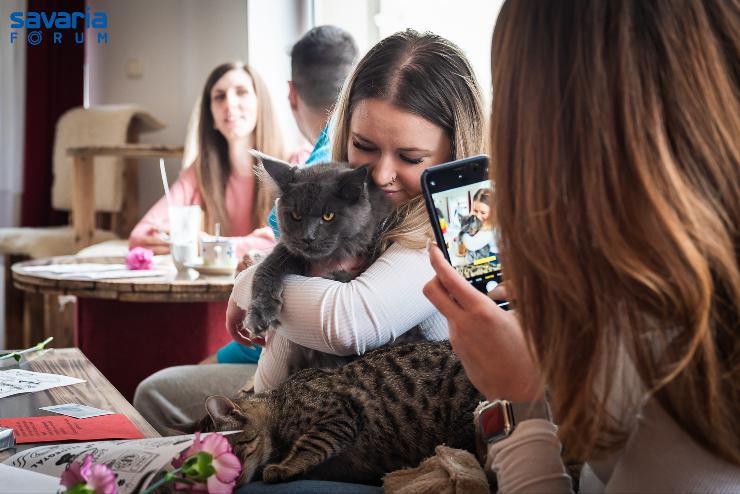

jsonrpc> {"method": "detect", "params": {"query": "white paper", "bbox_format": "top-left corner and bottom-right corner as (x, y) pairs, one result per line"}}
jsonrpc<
(40, 403), (114, 419)
(0, 369), (85, 399)
(0, 464), (60, 494)
(22, 263), (128, 274)
(57, 269), (168, 280)
(3, 434), (228, 494)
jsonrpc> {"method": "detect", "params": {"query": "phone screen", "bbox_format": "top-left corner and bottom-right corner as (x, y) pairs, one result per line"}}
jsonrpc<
(422, 157), (503, 294)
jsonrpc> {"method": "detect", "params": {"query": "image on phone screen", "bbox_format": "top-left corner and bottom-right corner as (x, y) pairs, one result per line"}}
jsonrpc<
(428, 179), (502, 293)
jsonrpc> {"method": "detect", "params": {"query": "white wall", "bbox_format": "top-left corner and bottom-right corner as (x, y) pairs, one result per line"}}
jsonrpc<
(315, 0), (504, 111)
(314, 0), (380, 55)
(246, 0), (307, 151)
(87, 0), (306, 216)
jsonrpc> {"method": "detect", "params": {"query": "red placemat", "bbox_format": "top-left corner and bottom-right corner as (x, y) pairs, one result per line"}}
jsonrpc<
(0, 414), (144, 443)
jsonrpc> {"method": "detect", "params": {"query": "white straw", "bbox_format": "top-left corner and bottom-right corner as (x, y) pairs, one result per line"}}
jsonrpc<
(159, 158), (171, 206)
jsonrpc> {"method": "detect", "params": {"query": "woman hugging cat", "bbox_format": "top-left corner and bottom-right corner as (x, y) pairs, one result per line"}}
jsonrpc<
(229, 29), (487, 393)
(134, 29), (486, 432)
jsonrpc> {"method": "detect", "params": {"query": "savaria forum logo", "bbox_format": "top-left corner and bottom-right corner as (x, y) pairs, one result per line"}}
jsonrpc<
(8, 7), (108, 46)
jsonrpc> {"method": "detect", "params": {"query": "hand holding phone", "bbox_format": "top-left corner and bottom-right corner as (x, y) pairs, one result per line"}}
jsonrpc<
(421, 155), (507, 306)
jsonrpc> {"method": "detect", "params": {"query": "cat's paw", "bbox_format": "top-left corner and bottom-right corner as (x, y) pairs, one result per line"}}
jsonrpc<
(262, 464), (296, 483)
(246, 303), (281, 336)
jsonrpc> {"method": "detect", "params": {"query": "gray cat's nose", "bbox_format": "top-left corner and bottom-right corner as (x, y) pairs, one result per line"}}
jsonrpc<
(302, 237), (315, 245)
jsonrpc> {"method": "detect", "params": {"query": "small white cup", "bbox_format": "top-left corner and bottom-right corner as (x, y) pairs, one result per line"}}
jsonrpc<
(200, 239), (237, 268)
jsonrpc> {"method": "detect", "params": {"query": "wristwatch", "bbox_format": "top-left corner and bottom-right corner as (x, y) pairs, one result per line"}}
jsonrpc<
(474, 399), (551, 452)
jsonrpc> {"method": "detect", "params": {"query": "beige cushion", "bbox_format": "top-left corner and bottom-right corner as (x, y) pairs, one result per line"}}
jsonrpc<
(0, 227), (118, 259)
(75, 239), (130, 258)
(52, 105), (165, 213)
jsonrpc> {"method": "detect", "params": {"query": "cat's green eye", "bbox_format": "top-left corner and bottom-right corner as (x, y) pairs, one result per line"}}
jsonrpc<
(322, 212), (335, 222)
(291, 211), (302, 221)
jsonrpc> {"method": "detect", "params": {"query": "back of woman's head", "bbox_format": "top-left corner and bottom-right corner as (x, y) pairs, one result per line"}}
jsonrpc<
(198, 62), (283, 234)
(332, 29), (485, 248)
(491, 0), (740, 463)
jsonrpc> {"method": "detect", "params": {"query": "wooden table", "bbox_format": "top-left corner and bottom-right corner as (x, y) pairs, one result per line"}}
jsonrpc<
(0, 348), (159, 462)
(68, 144), (184, 250)
(11, 256), (235, 400)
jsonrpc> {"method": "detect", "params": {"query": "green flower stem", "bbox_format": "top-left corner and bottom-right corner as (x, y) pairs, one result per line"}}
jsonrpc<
(139, 452), (214, 493)
(0, 337), (53, 361)
(64, 482), (96, 494)
(139, 468), (186, 494)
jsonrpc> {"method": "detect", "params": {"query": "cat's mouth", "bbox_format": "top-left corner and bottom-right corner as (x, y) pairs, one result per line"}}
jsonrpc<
(287, 240), (338, 258)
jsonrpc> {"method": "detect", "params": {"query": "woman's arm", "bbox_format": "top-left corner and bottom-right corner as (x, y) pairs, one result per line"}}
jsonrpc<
(487, 420), (573, 492)
(231, 243), (447, 355)
(424, 245), (572, 491)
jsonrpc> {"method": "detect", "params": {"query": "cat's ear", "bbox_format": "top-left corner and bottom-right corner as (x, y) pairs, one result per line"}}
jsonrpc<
(205, 395), (245, 429)
(250, 149), (295, 191)
(336, 166), (368, 202)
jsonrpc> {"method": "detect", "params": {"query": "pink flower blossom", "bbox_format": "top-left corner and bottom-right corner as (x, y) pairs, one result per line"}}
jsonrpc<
(126, 247), (154, 270)
(172, 432), (241, 494)
(60, 455), (118, 494)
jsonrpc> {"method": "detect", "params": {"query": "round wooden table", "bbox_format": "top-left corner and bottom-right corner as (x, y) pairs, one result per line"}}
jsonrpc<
(12, 256), (235, 400)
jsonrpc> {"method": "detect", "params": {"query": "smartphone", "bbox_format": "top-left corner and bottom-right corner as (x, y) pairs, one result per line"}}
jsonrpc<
(421, 155), (507, 306)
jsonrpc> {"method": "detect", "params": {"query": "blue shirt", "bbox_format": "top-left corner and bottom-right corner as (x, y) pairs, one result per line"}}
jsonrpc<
(216, 125), (331, 364)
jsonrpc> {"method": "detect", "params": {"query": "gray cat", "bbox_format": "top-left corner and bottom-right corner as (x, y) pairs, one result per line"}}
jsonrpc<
(247, 154), (406, 372)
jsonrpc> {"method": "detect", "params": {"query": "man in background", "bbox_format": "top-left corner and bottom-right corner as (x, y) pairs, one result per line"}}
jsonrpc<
(272, 24), (358, 235)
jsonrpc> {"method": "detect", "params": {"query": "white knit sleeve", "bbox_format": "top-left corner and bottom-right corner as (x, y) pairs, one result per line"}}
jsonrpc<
(253, 331), (296, 393)
(231, 242), (447, 356)
(487, 419), (574, 493)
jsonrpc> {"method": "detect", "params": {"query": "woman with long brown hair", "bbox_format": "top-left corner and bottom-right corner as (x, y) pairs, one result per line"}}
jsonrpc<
(426, 0), (740, 490)
(129, 62), (284, 256)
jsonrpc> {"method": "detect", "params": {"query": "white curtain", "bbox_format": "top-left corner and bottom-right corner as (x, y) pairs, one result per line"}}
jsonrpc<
(0, 0), (26, 228)
(0, 0), (26, 347)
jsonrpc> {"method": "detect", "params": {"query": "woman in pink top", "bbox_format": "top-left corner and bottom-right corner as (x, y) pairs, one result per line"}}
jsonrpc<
(129, 62), (284, 256)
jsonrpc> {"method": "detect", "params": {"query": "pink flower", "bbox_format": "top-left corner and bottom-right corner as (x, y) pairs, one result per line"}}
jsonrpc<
(172, 432), (241, 494)
(126, 247), (154, 270)
(60, 455), (118, 494)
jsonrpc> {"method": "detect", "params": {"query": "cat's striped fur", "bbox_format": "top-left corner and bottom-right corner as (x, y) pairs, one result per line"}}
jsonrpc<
(199, 341), (483, 485)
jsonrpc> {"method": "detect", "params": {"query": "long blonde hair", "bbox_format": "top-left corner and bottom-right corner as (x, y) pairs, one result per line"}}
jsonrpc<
(197, 62), (284, 234)
(331, 30), (485, 250)
(491, 0), (740, 463)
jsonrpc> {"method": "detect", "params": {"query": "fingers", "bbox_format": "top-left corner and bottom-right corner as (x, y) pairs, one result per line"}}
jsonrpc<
(428, 246), (489, 311)
(236, 254), (254, 274)
(138, 235), (170, 255)
(487, 283), (509, 301)
(423, 276), (463, 319)
(149, 245), (170, 255)
(233, 327), (255, 347)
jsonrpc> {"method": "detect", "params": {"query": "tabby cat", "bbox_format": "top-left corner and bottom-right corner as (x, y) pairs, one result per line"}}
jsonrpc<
(199, 341), (483, 485)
